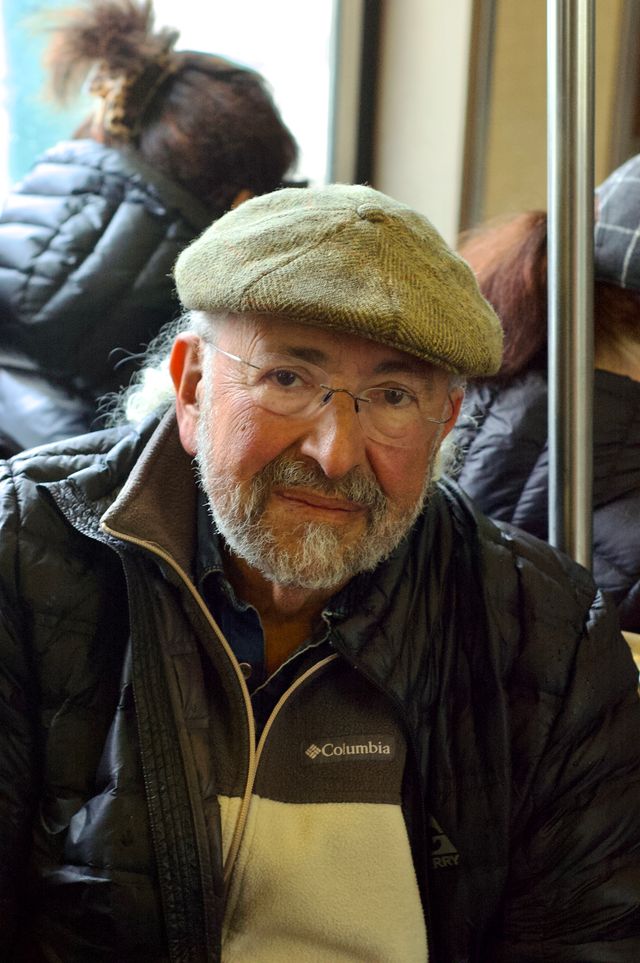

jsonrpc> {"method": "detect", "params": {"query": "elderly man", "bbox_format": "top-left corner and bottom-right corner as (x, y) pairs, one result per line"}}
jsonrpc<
(1, 185), (639, 962)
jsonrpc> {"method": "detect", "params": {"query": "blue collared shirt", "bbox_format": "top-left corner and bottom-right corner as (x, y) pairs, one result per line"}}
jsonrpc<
(194, 493), (357, 736)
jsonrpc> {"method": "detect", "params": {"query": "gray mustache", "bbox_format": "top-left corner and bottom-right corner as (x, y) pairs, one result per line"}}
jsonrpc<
(257, 456), (387, 512)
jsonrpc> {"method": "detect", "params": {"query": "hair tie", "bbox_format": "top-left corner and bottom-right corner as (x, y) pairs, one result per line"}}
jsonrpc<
(88, 47), (179, 142)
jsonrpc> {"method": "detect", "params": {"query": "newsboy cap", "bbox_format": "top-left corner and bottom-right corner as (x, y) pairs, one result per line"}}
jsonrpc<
(173, 183), (503, 376)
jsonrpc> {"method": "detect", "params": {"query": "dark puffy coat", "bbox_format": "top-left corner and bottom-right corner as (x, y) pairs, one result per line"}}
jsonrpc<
(1, 411), (639, 961)
(0, 139), (213, 451)
(453, 368), (640, 632)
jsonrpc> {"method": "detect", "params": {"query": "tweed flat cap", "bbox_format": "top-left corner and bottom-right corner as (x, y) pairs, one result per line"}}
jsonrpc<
(174, 183), (503, 376)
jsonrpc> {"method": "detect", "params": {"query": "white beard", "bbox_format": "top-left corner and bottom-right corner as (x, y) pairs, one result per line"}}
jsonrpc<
(195, 399), (435, 592)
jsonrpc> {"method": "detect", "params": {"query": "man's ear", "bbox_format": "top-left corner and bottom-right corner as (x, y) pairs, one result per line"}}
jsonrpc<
(439, 387), (465, 442)
(170, 333), (204, 456)
(230, 188), (253, 209)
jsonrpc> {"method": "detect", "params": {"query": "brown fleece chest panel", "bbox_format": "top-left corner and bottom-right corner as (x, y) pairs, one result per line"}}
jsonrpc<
(253, 659), (408, 805)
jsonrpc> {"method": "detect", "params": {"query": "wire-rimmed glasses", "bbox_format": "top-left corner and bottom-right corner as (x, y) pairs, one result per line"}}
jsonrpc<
(209, 343), (453, 448)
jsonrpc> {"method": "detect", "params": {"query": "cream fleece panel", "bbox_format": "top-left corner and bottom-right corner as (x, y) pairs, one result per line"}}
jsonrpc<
(219, 795), (244, 866)
(220, 796), (427, 963)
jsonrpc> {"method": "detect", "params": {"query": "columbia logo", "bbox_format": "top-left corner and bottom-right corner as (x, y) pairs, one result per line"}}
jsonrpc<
(302, 735), (396, 764)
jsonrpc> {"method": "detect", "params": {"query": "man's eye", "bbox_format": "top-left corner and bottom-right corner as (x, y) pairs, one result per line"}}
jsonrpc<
(369, 387), (415, 408)
(266, 368), (303, 388)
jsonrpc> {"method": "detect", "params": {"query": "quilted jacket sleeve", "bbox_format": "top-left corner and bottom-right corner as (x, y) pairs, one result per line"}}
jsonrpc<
(0, 462), (40, 949)
(453, 375), (550, 539)
(0, 141), (206, 398)
(0, 155), (114, 340)
(488, 548), (640, 959)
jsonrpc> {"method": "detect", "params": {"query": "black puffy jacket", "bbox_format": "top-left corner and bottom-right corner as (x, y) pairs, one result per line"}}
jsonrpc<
(453, 368), (640, 632)
(1, 411), (639, 961)
(0, 139), (213, 452)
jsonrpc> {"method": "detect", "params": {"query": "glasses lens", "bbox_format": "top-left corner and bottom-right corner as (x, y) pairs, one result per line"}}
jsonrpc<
(245, 355), (326, 416)
(359, 388), (415, 441)
(358, 388), (452, 445)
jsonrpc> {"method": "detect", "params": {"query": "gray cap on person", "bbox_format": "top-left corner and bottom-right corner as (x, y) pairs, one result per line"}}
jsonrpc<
(595, 153), (640, 290)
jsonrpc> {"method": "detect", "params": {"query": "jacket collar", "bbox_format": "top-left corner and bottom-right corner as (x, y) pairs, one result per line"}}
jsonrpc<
(46, 140), (215, 232)
(99, 408), (198, 575)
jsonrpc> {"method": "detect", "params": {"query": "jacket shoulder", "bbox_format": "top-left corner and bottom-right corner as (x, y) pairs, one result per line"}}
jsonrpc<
(444, 481), (623, 671)
(484, 508), (596, 621)
(0, 418), (154, 513)
(0, 141), (205, 348)
(445, 480), (594, 609)
(452, 372), (549, 535)
(0, 419), (157, 635)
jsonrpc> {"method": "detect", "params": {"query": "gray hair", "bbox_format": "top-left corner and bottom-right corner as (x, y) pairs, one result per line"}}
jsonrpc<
(103, 310), (219, 425)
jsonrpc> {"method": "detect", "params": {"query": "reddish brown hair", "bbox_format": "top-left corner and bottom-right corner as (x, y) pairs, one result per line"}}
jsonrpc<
(458, 210), (640, 380)
(458, 211), (548, 379)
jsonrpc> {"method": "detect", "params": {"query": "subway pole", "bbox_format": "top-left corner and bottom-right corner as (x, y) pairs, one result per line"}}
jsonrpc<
(547, 0), (595, 568)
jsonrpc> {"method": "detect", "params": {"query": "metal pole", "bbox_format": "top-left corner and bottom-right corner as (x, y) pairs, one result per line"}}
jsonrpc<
(547, 0), (595, 568)
(459, 0), (497, 232)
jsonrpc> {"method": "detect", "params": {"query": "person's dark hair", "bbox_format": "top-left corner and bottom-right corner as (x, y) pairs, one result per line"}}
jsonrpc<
(458, 209), (640, 380)
(44, 0), (298, 215)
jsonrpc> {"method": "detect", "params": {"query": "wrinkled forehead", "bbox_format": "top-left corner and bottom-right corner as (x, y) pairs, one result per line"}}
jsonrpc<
(197, 310), (449, 382)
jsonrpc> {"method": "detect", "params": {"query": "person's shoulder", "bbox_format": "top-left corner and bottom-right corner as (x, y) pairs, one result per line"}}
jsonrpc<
(0, 141), (128, 222)
(36, 139), (139, 177)
(451, 372), (550, 521)
(19, 140), (211, 232)
(455, 370), (549, 458)
(0, 417), (156, 514)
(20, 140), (156, 203)
(443, 479), (602, 630)
(15, 139), (114, 189)
(459, 369), (548, 425)
(487, 508), (592, 597)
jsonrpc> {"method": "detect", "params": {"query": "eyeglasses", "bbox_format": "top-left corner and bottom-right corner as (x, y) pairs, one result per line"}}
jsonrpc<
(209, 344), (453, 448)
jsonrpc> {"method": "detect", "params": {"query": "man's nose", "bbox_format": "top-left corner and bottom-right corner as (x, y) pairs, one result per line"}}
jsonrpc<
(297, 392), (368, 480)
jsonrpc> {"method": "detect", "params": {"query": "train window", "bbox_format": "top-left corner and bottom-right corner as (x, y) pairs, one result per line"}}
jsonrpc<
(151, 0), (336, 185)
(0, 0), (338, 198)
(460, 0), (639, 229)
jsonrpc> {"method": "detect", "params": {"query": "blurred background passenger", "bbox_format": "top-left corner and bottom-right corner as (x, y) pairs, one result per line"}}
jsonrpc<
(451, 154), (640, 633)
(0, 0), (298, 456)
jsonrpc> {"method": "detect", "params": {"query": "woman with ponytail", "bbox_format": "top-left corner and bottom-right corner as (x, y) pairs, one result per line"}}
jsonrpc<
(0, 0), (298, 454)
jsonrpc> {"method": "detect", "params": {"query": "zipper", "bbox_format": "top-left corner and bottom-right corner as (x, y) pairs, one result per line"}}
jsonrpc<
(325, 632), (437, 963)
(223, 653), (339, 889)
(100, 521), (258, 882)
(256, 652), (339, 766)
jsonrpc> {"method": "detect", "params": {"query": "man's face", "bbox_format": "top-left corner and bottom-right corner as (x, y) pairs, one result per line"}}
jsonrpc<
(173, 314), (462, 592)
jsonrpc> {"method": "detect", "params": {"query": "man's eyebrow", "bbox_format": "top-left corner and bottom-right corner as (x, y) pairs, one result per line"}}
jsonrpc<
(270, 346), (432, 381)
(272, 345), (328, 366)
